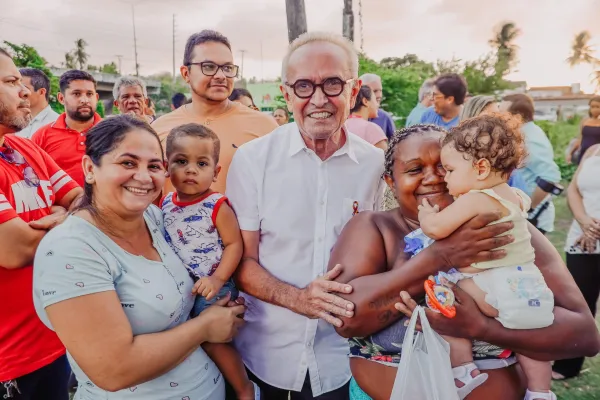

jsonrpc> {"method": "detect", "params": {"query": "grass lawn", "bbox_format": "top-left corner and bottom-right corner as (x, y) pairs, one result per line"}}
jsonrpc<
(548, 193), (600, 399)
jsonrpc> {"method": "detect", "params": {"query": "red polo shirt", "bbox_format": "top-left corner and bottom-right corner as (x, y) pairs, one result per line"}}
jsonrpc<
(31, 113), (102, 187)
(0, 135), (79, 381)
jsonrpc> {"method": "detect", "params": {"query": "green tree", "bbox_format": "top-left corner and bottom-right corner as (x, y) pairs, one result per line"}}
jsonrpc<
(100, 62), (118, 74)
(489, 22), (521, 77)
(73, 39), (89, 70)
(567, 31), (598, 67)
(148, 72), (190, 114)
(64, 52), (76, 69)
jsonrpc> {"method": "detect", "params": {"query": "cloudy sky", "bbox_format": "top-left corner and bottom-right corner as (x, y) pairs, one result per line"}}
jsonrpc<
(1, 0), (599, 92)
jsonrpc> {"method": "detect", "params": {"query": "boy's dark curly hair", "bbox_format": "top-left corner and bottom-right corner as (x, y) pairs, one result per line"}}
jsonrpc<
(442, 113), (526, 178)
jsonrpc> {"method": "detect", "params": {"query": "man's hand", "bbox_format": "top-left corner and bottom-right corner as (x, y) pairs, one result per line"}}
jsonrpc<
(194, 275), (226, 301)
(293, 264), (355, 328)
(29, 206), (68, 231)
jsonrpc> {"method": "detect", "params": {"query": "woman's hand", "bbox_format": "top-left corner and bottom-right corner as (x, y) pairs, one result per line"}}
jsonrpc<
(575, 234), (598, 253)
(199, 295), (246, 343)
(394, 285), (489, 340)
(579, 216), (600, 241)
(432, 212), (514, 269)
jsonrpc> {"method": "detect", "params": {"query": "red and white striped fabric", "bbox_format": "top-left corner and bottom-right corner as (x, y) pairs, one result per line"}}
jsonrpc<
(0, 135), (79, 225)
(0, 134), (80, 382)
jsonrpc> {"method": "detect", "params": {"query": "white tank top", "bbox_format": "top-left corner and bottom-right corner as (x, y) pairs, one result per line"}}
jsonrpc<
(565, 147), (600, 254)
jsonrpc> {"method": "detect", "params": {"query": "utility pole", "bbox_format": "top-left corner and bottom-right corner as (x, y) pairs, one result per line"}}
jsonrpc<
(116, 55), (123, 75)
(260, 40), (263, 83)
(285, 0), (307, 43)
(342, 0), (354, 42)
(239, 50), (246, 81)
(131, 4), (139, 76)
(172, 14), (176, 83)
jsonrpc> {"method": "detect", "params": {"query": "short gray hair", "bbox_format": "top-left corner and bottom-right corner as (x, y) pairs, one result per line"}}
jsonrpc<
(460, 95), (495, 121)
(359, 73), (381, 85)
(281, 31), (358, 82)
(113, 75), (148, 101)
(418, 79), (435, 102)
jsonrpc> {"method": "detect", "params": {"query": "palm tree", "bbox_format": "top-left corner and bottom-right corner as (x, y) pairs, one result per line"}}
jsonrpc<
(567, 31), (598, 67)
(64, 52), (76, 69)
(489, 22), (521, 76)
(73, 39), (89, 70)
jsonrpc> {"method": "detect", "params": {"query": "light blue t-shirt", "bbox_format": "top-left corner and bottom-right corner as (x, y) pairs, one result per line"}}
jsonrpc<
(419, 107), (460, 130)
(33, 206), (224, 400)
(405, 103), (428, 127)
(518, 122), (561, 232)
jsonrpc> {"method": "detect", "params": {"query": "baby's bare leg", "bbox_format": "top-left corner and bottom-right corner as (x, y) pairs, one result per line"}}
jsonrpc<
(203, 343), (255, 399)
(457, 278), (499, 318)
(517, 354), (552, 394)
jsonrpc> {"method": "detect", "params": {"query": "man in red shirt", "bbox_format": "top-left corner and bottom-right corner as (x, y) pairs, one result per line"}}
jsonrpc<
(32, 70), (101, 186)
(0, 49), (82, 399)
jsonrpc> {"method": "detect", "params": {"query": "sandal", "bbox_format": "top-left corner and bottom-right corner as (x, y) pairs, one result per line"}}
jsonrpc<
(453, 363), (489, 400)
(524, 389), (556, 400)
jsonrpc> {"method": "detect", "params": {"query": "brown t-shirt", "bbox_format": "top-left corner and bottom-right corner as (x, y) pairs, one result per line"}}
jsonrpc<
(152, 102), (278, 194)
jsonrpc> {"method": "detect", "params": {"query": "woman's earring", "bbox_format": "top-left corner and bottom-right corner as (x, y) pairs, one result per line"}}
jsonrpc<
(86, 174), (94, 183)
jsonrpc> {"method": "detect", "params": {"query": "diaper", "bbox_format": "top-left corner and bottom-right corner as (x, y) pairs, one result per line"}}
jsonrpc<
(470, 263), (554, 330)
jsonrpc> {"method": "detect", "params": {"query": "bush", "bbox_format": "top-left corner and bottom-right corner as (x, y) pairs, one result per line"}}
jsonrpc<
(534, 120), (579, 182)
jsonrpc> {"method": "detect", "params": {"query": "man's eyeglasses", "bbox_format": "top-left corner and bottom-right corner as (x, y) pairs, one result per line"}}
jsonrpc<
(430, 91), (445, 100)
(285, 78), (353, 99)
(187, 62), (239, 78)
(0, 145), (40, 187)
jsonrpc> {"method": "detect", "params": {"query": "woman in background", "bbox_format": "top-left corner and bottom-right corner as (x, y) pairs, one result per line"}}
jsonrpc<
(229, 88), (259, 111)
(346, 86), (388, 151)
(554, 143), (600, 380)
(567, 96), (600, 164)
(273, 107), (290, 126)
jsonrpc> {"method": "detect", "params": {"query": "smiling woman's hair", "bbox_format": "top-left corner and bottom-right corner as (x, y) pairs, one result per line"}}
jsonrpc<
(442, 113), (526, 178)
(384, 124), (448, 179)
(166, 123), (220, 164)
(351, 86), (374, 113)
(73, 114), (163, 215)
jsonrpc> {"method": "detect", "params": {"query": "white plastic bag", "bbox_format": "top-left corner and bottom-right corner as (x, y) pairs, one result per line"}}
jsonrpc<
(390, 306), (459, 400)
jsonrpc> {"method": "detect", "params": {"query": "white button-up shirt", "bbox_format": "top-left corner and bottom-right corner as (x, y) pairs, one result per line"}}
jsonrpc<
(226, 122), (385, 396)
(17, 105), (60, 139)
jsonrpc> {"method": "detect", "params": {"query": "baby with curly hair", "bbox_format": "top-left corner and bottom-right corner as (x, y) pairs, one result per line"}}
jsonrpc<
(419, 113), (556, 400)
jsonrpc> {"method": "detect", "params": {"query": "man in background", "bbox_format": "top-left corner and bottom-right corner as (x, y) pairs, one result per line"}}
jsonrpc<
(405, 78), (434, 127)
(32, 70), (101, 186)
(360, 73), (395, 139)
(152, 30), (277, 194)
(171, 92), (187, 110)
(419, 73), (467, 129)
(113, 75), (149, 120)
(17, 68), (59, 139)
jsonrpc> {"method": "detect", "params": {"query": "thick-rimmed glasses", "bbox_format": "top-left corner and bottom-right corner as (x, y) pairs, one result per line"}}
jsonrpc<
(285, 78), (353, 99)
(0, 145), (40, 187)
(187, 62), (239, 78)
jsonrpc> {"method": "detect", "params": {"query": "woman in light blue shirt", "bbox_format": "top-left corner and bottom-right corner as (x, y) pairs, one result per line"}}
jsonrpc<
(33, 115), (244, 399)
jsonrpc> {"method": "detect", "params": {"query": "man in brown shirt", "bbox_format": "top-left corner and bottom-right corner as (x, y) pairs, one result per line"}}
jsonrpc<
(152, 30), (277, 194)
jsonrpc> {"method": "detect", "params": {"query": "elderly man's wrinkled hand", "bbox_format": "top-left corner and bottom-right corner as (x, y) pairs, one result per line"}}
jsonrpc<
(29, 206), (68, 230)
(295, 264), (355, 327)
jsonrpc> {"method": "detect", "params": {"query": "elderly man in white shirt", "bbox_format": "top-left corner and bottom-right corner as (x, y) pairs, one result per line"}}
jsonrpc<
(226, 32), (385, 399)
(17, 68), (59, 138)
